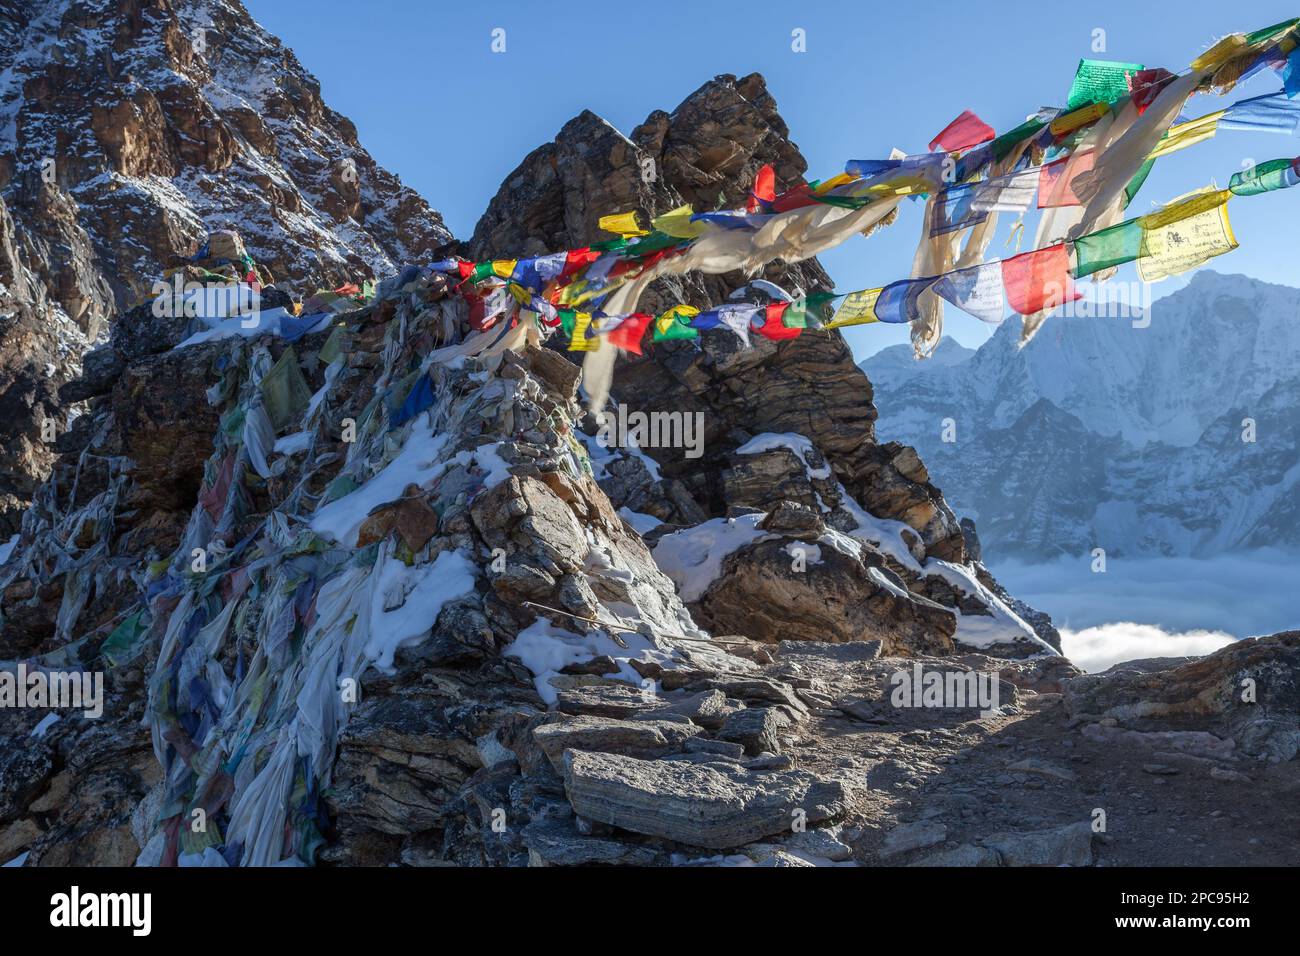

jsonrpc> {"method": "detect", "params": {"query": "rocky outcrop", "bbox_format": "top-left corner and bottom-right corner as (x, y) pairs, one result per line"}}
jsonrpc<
(0, 0), (452, 528)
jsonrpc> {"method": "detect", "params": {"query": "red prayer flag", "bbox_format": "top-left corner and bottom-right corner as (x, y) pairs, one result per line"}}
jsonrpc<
(1128, 68), (1176, 115)
(1037, 155), (1092, 208)
(561, 248), (601, 279)
(929, 110), (997, 153)
(748, 164), (777, 211)
(769, 184), (819, 213)
(1000, 243), (1081, 316)
(606, 312), (654, 354)
(755, 302), (802, 341)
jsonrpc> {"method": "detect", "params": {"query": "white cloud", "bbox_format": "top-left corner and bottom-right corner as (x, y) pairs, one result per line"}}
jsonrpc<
(1060, 623), (1237, 674)
(991, 550), (1300, 639)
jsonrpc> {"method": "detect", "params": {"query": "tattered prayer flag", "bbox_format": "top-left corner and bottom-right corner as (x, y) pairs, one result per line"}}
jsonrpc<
(1221, 92), (1300, 134)
(1190, 34), (1249, 73)
(1073, 218), (1145, 278)
(1000, 244), (1081, 316)
(654, 306), (699, 341)
(491, 259), (517, 280)
(1068, 59), (1145, 110)
(598, 211), (648, 237)
(605, 312), (654, 354)
(748, 164), (776, 212)
(934, 262), (1007, 324)
(567, 312), (601, 351)
(754, 302), (802, 340)
(825, 289), (881, 328)
(1136, 190), (1238, 282)
(873, 278), (938, 324)
(561, 248), (601, 280)
(1229, 157), (1300, 195)
(929, 110), (996, 153)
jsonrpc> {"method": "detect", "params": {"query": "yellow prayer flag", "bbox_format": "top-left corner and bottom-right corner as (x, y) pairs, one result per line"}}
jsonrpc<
(652, 205), (705, 239)
(814, 173), (857, 195)
(598, 211), (648, 237)
(1146, 110), (1225, 160)
(1049, 102), (1110, 137)
(1137, 190), (1237, 282)
(491, 259), (517, 279)
(567, 312), (601, 352)
(1190, 34), (1248, 72)
(824, 289), (881, 329)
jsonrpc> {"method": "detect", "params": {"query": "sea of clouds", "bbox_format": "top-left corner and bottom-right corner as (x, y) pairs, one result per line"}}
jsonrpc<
(991, 550), (1299, 673)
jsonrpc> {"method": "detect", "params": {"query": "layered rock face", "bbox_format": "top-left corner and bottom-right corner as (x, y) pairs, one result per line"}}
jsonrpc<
(0, 0), (452, 530)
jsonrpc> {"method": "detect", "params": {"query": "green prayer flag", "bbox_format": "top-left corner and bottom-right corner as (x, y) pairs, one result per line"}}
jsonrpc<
(1067, 59), (1145, 110)
(99, 611), (147, 667)
(1073, 218), (1145, 278)
(1245, 18), (1299, 46)
(1229, 158), (1299, 196)
(990, 117), (1047, 162)
(785, 291), (839, 328)
(260, 346), (312, 433)
(1124, 158), (1157, 208)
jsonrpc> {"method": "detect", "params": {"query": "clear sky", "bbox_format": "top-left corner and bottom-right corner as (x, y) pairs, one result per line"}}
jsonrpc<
(244, 0), (1300, 358)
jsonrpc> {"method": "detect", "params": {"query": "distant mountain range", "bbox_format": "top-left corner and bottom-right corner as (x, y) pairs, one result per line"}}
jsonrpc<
(861, 271), (1300, 561)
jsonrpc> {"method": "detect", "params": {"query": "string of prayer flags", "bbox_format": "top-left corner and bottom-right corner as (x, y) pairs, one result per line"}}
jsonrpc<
(1228, 156), (1300, 195)
(1135, 189), (1237, 282)
(1220, 92), (1300, 133)
(1001, 243), (1080, 316)
(1068, 59), (1146, 110)
(929, 110), (997, 153)
(598, 212), (648, 238)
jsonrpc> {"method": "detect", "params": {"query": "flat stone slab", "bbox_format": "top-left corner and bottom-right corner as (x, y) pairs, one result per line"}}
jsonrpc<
(533, 715), (699, 770)
(563, 750), (852, 850)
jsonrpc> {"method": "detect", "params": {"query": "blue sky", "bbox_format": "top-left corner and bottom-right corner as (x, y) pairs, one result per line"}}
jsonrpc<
(245, 0), (1300, 358)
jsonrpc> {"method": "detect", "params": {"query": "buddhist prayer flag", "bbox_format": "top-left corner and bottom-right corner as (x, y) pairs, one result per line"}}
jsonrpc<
(714, 303), (759, 345)
(933, 262), (1007, 324)
(929, 110), (996, 153)
(1129, 68), (1177, 114)
(1220, 92), (1300, 133)
(1068, 59), (1145, 109)
(1147, 110), (1224, 159)
(1285, 48), (1300, 96)
(1039, 156), (1091, 207)
(491, 259), (517, 280)
(652, 205), (706, 239)
(567, 312), (601, 351)
(1000, 243), (1080, 316)
(1228, 157), (1300, 195)
(1049, 101), (1109, 137)
(598, 212), (648, 237)
(653, 306), (699, 341)
(873, 277), (938, 324)
(1136, 189), (1237, 282)
(785, 292), (839, 329)
(753, 302), (802, 340)
(748, 164), (776, 212)
(603, 312), (654, 354)
(825, 289), (880, 328)
(1072, 217), (1145, 278)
